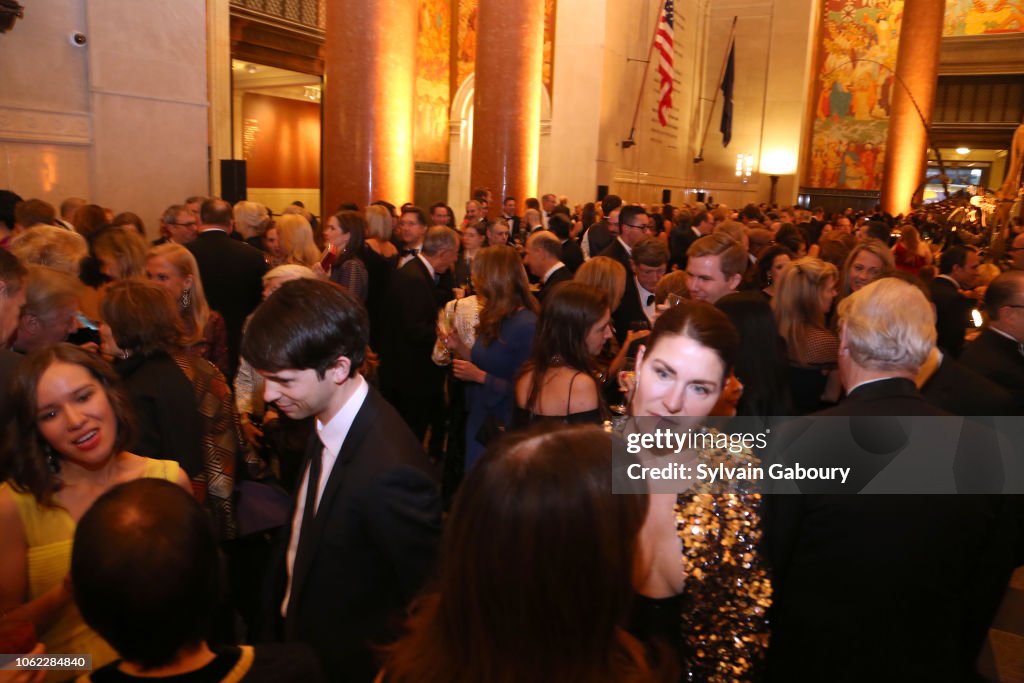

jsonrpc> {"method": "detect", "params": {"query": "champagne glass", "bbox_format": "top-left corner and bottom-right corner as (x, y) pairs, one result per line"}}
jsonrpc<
(608, 357), (636, 415)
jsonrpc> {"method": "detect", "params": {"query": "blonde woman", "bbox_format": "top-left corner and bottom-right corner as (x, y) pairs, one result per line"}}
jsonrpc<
(146, 243), (230, 378)
(841, 239), (894, 297)
(773, 257), (840, 412)
(366, 204), (399, 259)
(79, 226), (148, 320)
(274, 213), (320, 267)
(574, 255), (627, 311)
(891, 225), (931, 275)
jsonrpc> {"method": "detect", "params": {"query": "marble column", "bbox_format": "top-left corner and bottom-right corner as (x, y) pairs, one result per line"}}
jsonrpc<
(880, 0), (944, 215)
(323, 0), (415, 213)
(470, 0), (545, 211)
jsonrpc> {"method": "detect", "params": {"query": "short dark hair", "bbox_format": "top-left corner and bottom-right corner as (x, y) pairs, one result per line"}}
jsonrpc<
(503, 196), (516, 204)
(600, 194), (622, 216)
(472, 188), (490, 202)
(984, 270), (1024, 320)
(242, 278), (368, 378)
(0, 190), (23, 230)
(372, 200), (397, 217)
(14, 199), (57, 228)
(547, 213), (572, 240)
(199, 198), (232, 227)
(618, 204), (647, 229)
(401, 206), (429, 228)
(938, 244), (976, 275)
(73, 479), (219, 670)
(865, 220), (891, 243)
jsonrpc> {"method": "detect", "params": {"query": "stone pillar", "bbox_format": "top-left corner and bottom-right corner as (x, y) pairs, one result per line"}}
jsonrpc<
(470, 0), (545, 212)
(880, 0), (944, 216)
(323, 0), (415, 213)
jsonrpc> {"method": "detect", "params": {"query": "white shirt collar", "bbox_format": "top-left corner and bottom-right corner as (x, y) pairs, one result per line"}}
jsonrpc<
(989, 325), (1020, 344)
(617, 236), (632, 256)
(936, 274), (961, 289)
(542, 261), (565, 284)
(282, 374), (368, 615)
(636, 277), (656, 323)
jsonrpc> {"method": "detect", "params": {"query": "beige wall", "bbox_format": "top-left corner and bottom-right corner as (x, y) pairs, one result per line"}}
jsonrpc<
(0, 0), (208, 238)
(542, 0), (817, 208)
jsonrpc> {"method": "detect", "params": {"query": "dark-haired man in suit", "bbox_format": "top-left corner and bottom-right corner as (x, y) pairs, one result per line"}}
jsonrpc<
(380, 226), (459, 439)
(187, 198), (266, 378)
(929, 244), (980, 357)
(242, 278), (440, 683)
(961, 269), (1024, 410)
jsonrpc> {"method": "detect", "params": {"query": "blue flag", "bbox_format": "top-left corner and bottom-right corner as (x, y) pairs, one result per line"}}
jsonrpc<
(720, 43), (735, 147)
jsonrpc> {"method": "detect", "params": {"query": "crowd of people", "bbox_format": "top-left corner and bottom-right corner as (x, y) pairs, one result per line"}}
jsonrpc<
(0, 185), (1022, 682)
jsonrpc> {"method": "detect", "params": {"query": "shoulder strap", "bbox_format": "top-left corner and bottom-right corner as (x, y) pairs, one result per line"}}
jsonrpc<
(566, 371), (583, 416)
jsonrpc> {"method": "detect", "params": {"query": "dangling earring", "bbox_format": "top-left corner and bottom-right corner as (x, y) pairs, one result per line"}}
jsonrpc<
(767, 272), (773, 285)
(180, 287), (192, 311)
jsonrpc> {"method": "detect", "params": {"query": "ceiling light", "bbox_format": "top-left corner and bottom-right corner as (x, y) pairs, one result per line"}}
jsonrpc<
(245, 64), (258, 74)
(956, 147), (970, 155)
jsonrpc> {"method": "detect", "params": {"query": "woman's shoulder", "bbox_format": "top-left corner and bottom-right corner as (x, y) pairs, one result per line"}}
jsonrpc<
(137, 455), (186, 484)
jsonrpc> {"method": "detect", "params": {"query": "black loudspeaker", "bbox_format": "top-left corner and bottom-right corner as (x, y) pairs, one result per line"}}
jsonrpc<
(661, 189), (671, 204)
(597, 185), (609, 201)
(696, 191), (706, 202)
(220, 160), (247, 204)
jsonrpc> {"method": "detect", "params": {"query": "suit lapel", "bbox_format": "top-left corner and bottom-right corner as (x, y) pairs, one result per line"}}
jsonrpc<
(286, 389), (381, 616)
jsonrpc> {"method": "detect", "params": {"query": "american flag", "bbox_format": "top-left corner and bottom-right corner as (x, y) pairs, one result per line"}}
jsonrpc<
(654, 0), (675, 127)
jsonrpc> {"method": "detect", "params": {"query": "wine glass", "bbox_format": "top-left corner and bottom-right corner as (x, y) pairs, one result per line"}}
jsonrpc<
(608, 357), (636, 415)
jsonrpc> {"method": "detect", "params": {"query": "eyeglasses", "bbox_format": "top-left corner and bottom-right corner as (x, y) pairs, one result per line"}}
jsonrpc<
(623, 223), (650, 231)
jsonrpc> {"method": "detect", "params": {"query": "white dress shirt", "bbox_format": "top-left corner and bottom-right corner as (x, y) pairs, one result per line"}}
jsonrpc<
(282, 373), (369, 615)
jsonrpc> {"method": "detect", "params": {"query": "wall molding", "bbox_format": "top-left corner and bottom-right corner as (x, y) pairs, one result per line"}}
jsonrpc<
(940, 34), (1024, 76)
(0, 105), (91, 145)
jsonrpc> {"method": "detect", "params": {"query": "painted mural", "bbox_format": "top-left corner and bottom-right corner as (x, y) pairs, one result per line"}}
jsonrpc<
(805, 0), (903, 191)
(944, 0), (1024, 36)
(456, 0), (557, 95)
(415, 0), (451, 163)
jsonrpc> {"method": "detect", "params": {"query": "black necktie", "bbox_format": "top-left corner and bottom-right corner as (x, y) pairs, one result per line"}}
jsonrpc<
(400, 247), (419, 257)
(300, 440), (324, 539)
(646, 294), (655, 306)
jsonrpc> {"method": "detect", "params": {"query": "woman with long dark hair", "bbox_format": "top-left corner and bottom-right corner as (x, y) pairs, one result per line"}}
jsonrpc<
(383, 425), (663, 683)
(513, 282), (612, 426)
(320, 210), (370, 303)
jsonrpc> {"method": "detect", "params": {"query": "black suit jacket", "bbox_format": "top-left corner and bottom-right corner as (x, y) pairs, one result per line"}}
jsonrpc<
(611, 276), (650, 344)
(267, 385), (441, 683)
(764, 378), (1017, 682)
(379, 258), (451, 401)
(598, 238), (633, 276)
(585, 220), (613, 256)
(186, 230), (266, 376)
(537, 264), (572, 303)
(560, 239), (584, 273)
(921, 351), (1019, 415)
(960, 327), (1024, 412)
(929, 276), (974, 357)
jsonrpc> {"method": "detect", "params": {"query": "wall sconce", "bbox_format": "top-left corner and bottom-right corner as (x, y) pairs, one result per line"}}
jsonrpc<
(304, 86), (321, 102)
(735, 154), (753, 184)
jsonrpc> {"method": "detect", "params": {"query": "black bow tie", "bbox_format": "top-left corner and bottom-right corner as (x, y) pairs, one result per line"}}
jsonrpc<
(400, 248), (419, 257)
(646, 294), (655, 306)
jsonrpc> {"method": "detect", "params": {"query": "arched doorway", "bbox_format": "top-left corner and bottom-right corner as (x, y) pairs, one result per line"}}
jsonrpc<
(447, 73), (553, 216)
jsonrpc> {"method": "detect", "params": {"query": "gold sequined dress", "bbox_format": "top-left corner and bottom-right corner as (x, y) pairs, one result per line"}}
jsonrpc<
(673, 444), (772, 682)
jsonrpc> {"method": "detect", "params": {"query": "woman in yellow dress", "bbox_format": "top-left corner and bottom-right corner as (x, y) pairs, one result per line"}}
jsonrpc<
(0, 344), (191, 681)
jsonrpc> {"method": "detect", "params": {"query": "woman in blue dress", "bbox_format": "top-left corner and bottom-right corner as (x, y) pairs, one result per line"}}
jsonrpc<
(441, 246), (539, 469)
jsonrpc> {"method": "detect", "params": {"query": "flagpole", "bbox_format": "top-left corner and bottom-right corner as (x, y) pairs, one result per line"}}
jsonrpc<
(622, 0), (669, 149)
(695, 15), (737, 163)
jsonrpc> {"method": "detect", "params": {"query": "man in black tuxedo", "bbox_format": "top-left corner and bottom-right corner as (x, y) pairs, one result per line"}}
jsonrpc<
(500, 196), (521, 237)
(547, 213), (583, 273)
(393, 207), (428, 270)
(523, 230), (571, 303)
(764, 278), (1018, 682)
(186, 198), (266, 378)
(961, 269), (1024, 410)
(242, 278), (441, 683)
(380, 226), (459, 440)
(929, 244), (980, 357)
(582, 194), (622, 259)
(611, 238), (667, 342)
(919, 346), (1018, 415)
(599, 204), (648, 273)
